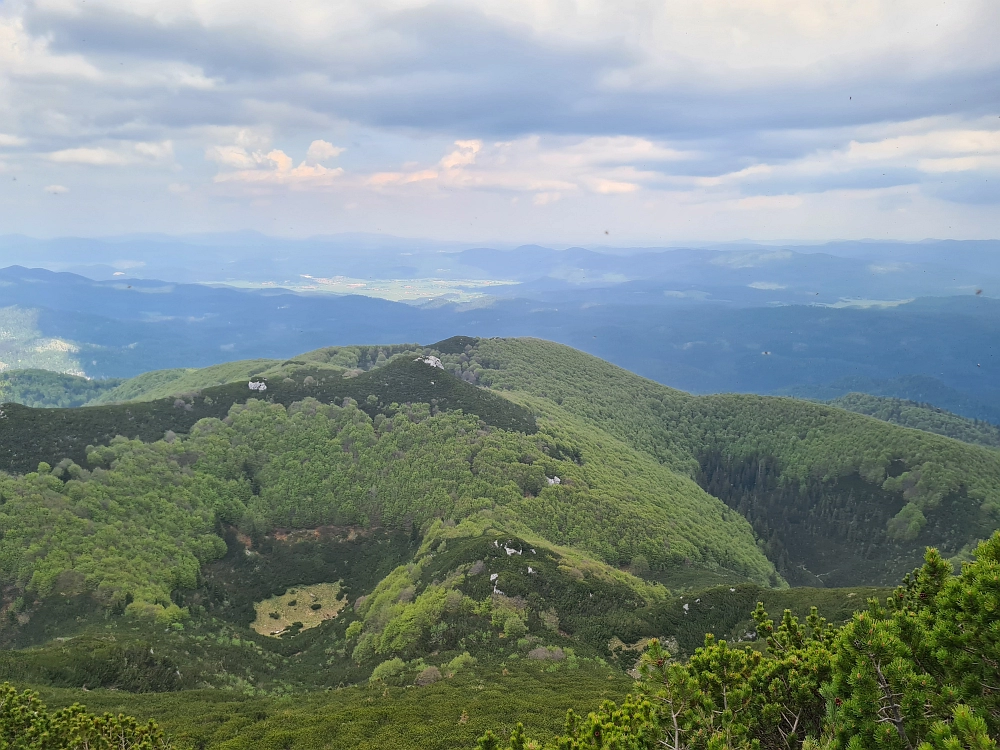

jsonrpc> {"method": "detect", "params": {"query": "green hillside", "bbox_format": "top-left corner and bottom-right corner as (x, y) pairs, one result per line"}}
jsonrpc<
(0, 380), (774, 621)
(0, 368), (123, 408)
(463, 337), (1000, 586)
(87, 344), (434, 404)
(0, 355), (536, 475)
(3, 335), (1000, 749)
(0, 339), (795, 749)
(829, 392), (1000, 449)
(89, 359), (279, 403)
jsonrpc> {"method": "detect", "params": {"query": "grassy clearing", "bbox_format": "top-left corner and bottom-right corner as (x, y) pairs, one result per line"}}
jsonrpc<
(251, 582), (346, 637)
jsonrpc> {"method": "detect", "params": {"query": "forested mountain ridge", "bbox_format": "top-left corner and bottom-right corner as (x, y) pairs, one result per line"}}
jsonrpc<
(0, 353), (536, 475)
(89, 359), (280, 404)
(0, 369), (123, 408)
(0, 341), (779, 637)
(828, 392), (1000, 450)
(462, 337), (1000, 585)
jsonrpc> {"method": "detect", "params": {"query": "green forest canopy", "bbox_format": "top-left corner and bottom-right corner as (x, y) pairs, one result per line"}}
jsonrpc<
(0, 395), (775, 622)
(467, 337), (1000, 554)
(0, 369), (122, 408)
(829, 392), (1000, 450)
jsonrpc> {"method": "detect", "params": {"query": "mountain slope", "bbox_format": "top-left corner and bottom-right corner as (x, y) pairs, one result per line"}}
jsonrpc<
(8, 334), (975, 750)
(0, 345), (779, 637)
(89, 360), (279, 403)
(827, 392), (1000, 450)
(464, 337), (1000, 586)
(0, 369), (122, 408)
(0, 354), (536, 475)
(5, 335), (999, 590)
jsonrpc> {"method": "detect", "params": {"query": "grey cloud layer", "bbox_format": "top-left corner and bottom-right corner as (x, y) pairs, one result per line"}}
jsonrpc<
(21, 1), (1000, 142)
(2, 0), (999, 240)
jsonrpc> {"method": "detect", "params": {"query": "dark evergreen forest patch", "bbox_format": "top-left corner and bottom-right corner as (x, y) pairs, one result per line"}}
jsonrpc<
(696, 451), (993, 587)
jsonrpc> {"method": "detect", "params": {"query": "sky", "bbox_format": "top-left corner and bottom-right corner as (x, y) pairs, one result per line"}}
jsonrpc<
(1, 0), (999, 244)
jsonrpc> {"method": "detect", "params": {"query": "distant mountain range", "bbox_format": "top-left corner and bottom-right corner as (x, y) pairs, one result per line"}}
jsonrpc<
(2, 234), (998, 305)
(1, 261), (997, 421)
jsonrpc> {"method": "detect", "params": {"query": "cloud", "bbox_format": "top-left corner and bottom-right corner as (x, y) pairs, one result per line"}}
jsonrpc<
(365, 135), (671, 200)
(0, 0), (998, 237)
(586, 178), (640, 195)
(47, 141), (175, 167)
(209, 139), (345, 188)
(441, 140), (481, 169)
(664, 118), (1000, 204)
(736, 195), (804, 210)
(0, 134), (27, 147)
(305, 140), (344, 164)
(44, 184), (69, 194)
(533, 192), (561, 206)
(49, 147), (130, 166)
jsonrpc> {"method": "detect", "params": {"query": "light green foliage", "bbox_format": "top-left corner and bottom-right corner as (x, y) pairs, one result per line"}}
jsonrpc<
(829, 393), (1000, 451)
(0, 444), (229, 614)
(447, 652), (477, 675)
(0, 369), (123, 408)
(0, 683), (169, 749)
(370, 657), (407, 683)
(468, 338), (1000, 562)
(0, 388), (778, 615)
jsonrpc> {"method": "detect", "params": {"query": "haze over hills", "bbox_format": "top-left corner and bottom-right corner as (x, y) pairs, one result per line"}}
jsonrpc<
(0, 246), (997, 421)
(3, 235), (999, 304)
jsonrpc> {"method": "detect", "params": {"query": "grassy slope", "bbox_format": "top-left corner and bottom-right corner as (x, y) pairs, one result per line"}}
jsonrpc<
(469, 337), (1000, 584)
(829, 392), (1000, 450)
(90, 360), (279, 403)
